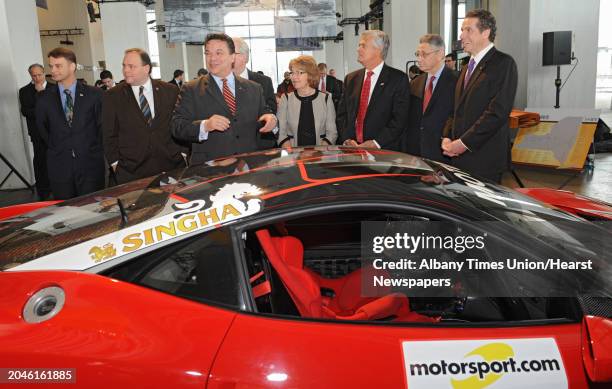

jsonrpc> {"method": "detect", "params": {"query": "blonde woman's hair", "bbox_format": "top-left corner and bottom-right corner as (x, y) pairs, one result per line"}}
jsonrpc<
(289, 55), (319, 89)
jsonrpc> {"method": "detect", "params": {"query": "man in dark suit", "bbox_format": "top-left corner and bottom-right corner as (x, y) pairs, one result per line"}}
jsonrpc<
(329, 68), (344, 97)
(442, 9), (518, 183)
(317, 62), (342, 110)
(171, 33), (277, 165)
(19, 63), (54, 199)
(232, 37), (277, 150)
(405, 34), (458, 162)
(36, 47), (104, 199)
(168, 69), (184, 88)
(337, 30), (410, 151)
(103, 48), (188, 184)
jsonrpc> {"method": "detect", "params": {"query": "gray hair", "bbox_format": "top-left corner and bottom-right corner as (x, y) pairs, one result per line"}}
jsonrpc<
(419, 34), (445, 51)
(233, 37), (250, 61)
(360, 30), (390, 60)
(28, 63), (44, 73)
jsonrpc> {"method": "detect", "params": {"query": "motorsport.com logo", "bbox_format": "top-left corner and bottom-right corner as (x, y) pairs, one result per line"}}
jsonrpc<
(409, 356), (562, 380)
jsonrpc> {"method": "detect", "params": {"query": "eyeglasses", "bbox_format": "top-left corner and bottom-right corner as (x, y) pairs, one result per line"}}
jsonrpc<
(289, 71), (307, 76)
(414, 49), (440, 58)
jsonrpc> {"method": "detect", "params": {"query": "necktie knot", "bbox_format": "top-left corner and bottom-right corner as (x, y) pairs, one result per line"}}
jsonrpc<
(468, 58), (476, 70)
(366, 71), (374, 78)
(64, 89), (71, 96)
(139, 85), (145, 95)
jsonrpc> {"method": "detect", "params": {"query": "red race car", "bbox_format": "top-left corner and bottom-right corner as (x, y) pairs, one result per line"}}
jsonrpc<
(0, 147), (610, 388)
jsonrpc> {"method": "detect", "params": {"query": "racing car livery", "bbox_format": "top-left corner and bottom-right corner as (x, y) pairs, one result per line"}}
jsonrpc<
(0, 147), (610, 388)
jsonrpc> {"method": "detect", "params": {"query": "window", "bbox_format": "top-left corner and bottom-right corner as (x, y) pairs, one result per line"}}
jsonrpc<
(146, 10), (161, 79)
(596, 0), (612, 111)
(222, 9), (312, 86)
(239, 208), (582, 324)
(104, 228), (240, 308)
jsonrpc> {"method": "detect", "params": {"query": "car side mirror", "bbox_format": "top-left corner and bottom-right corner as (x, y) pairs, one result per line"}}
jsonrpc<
(582, 315), (612, 382)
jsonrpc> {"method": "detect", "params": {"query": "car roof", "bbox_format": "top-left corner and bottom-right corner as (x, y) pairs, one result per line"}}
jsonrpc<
(0, 147), (553, 270)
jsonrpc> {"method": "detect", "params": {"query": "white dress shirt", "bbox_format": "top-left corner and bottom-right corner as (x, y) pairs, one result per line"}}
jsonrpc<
(470, 42), (495, 70)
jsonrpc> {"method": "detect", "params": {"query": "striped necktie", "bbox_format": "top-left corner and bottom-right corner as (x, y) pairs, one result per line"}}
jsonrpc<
(222, 78), (236, 116)
(139, 86), (152, 126)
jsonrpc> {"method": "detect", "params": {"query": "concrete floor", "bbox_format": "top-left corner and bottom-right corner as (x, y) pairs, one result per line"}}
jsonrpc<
(2, 114), (611, 208)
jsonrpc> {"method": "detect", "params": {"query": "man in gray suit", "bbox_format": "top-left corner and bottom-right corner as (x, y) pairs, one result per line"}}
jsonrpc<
(171, 33), (277, 165)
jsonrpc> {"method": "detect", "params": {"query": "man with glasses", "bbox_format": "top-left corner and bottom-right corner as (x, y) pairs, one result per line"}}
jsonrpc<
(441, 9), (518, 183)
(405, 34), (458, 162)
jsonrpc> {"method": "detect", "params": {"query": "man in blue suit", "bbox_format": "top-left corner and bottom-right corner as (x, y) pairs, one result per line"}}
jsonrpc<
(36, 47), (105, 199)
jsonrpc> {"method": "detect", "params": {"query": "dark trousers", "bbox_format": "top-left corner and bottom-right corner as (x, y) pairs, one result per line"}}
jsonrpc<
(50, 161), (105, 200)
(30, 136), (50, 199)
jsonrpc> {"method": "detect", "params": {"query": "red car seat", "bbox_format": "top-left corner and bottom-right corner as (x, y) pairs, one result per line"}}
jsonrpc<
(255, 229), (436, 322)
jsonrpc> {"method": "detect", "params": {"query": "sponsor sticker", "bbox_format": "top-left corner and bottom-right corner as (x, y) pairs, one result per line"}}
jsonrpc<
(9, 183), (263, 271)
(402, 338), (567, 389)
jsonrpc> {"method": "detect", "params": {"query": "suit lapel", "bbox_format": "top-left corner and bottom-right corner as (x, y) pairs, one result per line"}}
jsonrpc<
(368, 64), (388, 109)
(234, 76), (246, 117)
(123, 83), (148, 126)
(151, 79), (162, 127)
(423, 67), (448, 115)
(71, 82), (84, 124)
(457, 47), (497, 107)
(53, 85), (65, 124)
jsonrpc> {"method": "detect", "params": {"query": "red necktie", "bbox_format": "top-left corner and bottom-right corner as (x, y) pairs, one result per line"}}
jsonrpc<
(222, 78), (236, 115)
(321, 76), (326, 92)
(422, 75), (435, 113)
(356, 71), (373, 143)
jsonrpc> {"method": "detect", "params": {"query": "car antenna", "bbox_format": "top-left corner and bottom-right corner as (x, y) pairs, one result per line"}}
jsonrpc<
(117, 198), (129, 227)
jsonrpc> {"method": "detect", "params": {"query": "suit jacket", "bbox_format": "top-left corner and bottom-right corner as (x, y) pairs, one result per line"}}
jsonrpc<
(102, 79), (188, 183)
(36, 82), (104, 183)
(324, 74), (342, 109)
(277, 90), (337, 147)
(336, 64), (411, 151)
(247, 70), (276, 114)
(248, 69), (277, 149)
(171, 74), (271, 164)
(406, 66), (458, 162)
(19, 82), (54, 140)
(442, 47), (518, 179)
(168, 79), (182, 88)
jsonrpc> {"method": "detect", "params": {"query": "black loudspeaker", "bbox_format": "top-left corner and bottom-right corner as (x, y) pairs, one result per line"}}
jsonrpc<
(542, 31), (572, 66)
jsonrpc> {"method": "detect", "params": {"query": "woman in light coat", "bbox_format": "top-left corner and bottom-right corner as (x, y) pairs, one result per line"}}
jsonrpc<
(278, 55), (337, 147)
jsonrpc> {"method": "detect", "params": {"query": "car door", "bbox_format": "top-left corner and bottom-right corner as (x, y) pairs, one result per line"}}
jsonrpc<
(0, 227), (240, 388)
(208, 204), (590, 388)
